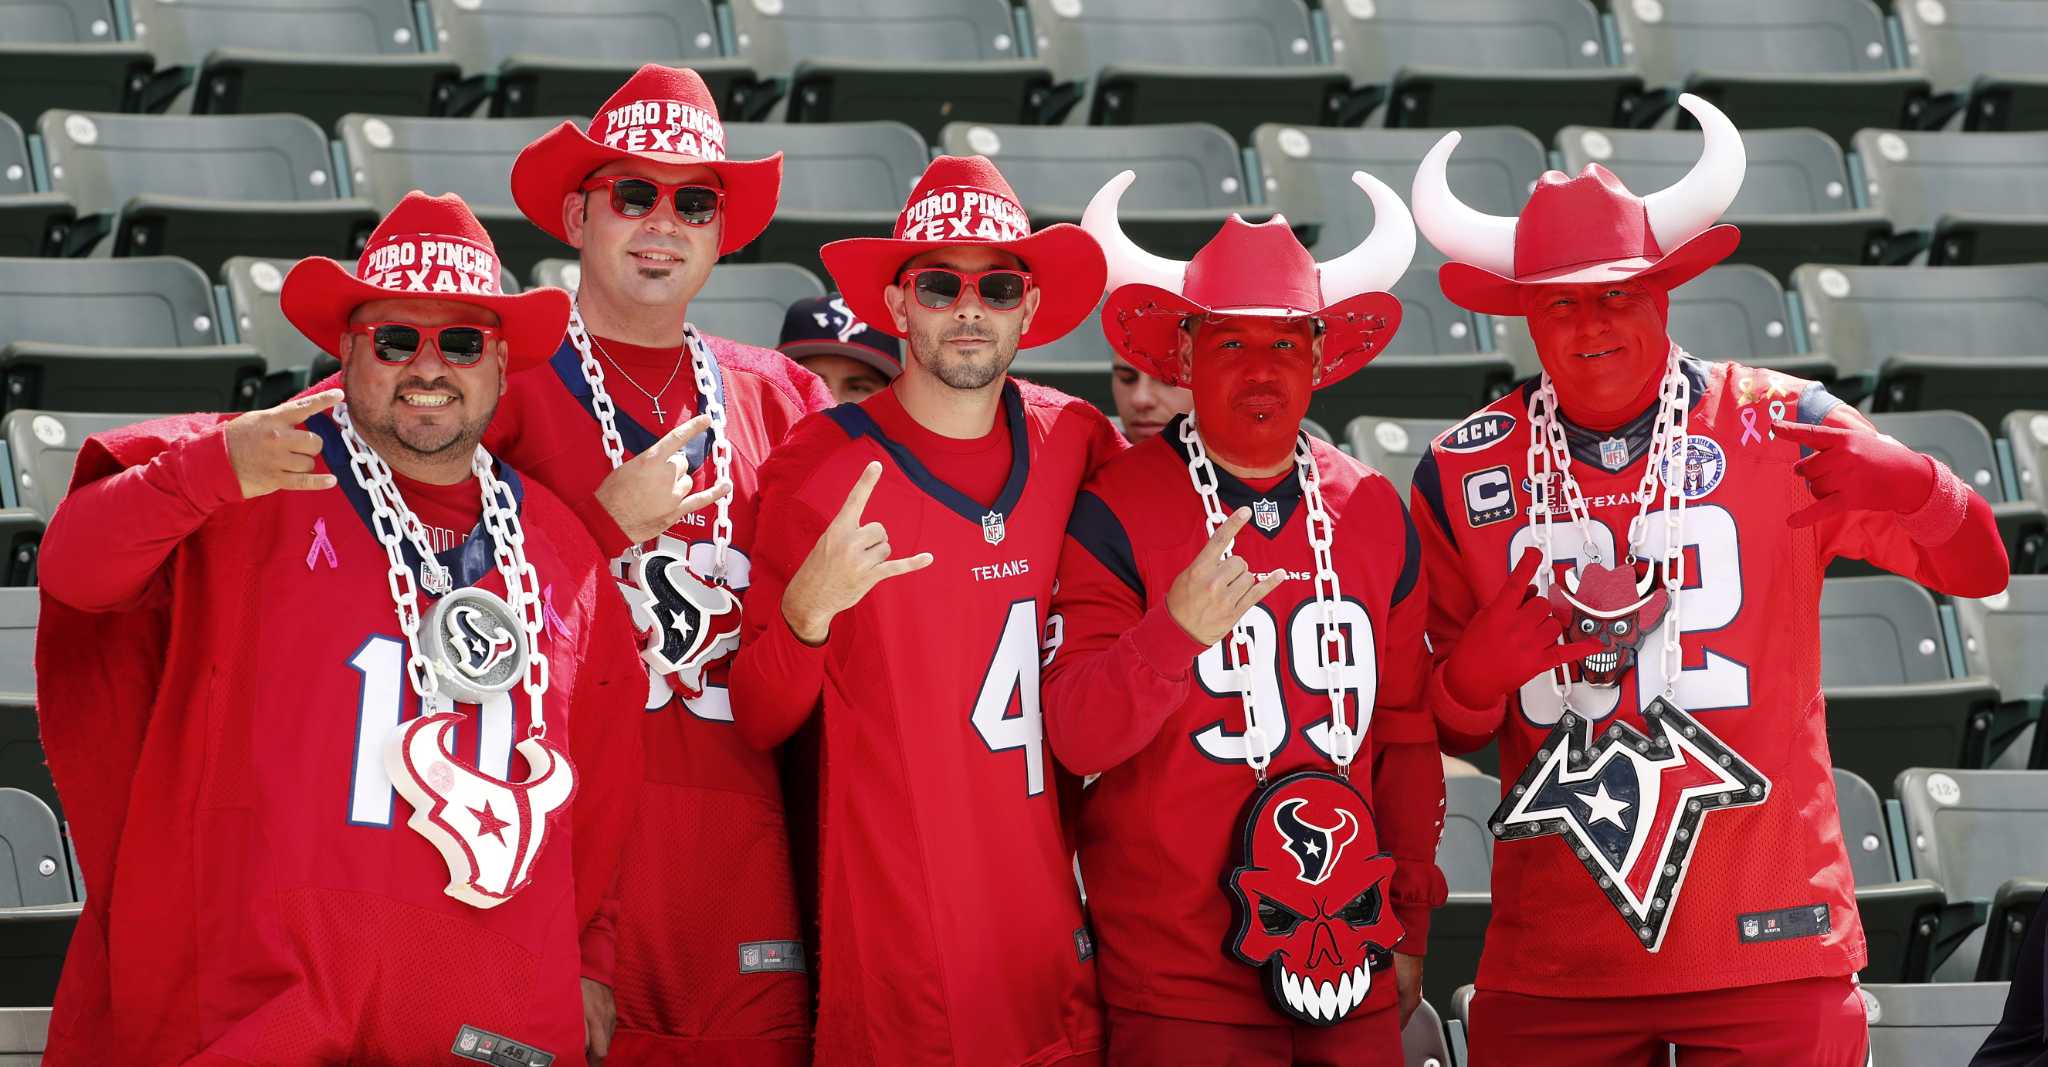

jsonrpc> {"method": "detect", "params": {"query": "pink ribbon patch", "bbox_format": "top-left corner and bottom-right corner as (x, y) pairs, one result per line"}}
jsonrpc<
(542, 584), (572, 641)
(306, 518), (338, 571)
(1738, 406), (1763, 445)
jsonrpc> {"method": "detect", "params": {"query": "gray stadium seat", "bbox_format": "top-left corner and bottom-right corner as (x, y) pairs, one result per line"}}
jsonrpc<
(1951, 576), (2048, 770)
(530, 257), (576, 293)
(937, 122), (1275, 259)
(220, 256), (326, 375)
(1325, 0), (1644, 144)
(1608, 0), (1934, 147)
(1401, 997), (1451, 1067)
(338, 113), (574, 277)
(5, 410), (151, 522)
(1863, 981), (2010, 1065)
(1896, 768), (2048, 979)
(1793, 264), (2048, 430)
(1895, 0), (2048, 132)
(0, 0), (151, 123)
(38, 110), (378, 273)
(0, 790), (69, 907)
(1836, 766), (1898, 887)
(1854, 130), (2048, 267)
(1345, 415), (1452, 497)
(1835, 766), (1950, 981)
(1556, 125), (1888, 282)
(1870, 411), (2047, 575)
(1980, 879), (2044, 983)
(0, 256), (264, 414)
(723, 121), (929, 281)
(729, 0), (1052, 141)
(1010, 299), (1116, 414)
(1024, 0), (1349, 144)
(2008, 411), (2048, 514)
(1820, 576), (2001, 791)
(422, 0), (752, 120)
(1436, 772), (1498, 894)
(0, 585), (42, 822)
(125, 0), (461, 132)
(690, 263), (827, 351)
(0, 902), (76, 1007)
(0, 588), (36, 696)
(1386, 265), (1485, 357)
(0, 112), (74, 257)
(0, 1006), (47, 1060)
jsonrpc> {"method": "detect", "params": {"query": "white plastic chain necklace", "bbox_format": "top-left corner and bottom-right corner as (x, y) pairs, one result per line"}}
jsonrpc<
(565, 301), (734, 577)
(1179, 416), (1357, 782)
(332, 400), (551, 732)
(1524, 344), (1691, 706)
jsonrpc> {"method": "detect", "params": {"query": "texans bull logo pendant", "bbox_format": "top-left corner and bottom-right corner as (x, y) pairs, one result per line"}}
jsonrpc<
(385, 718), (576, 909)
(631, 549), (741, 699)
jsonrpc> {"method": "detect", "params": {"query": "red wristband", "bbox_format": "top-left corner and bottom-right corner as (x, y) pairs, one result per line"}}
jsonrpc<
(1899, 455), (1970, 546)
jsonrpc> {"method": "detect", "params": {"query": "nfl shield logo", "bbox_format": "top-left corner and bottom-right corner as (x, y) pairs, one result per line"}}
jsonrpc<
(1252, 498), (1281, 532)
(1743, 918), (1760, 938)
(981, 510), (1006, 546)
(1598, 436), (1630, 471)
(458, 1030), (478, 1053)
(741, 945), (761, 968)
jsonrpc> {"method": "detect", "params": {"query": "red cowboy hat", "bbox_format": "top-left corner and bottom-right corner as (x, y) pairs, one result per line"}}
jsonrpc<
(1082, 170), (1411, 390)
(282, 191), (571, 373)
(509, 64), (780, 256)
(1413, 93), (1746, 318)
(819, 155), (1106, 349)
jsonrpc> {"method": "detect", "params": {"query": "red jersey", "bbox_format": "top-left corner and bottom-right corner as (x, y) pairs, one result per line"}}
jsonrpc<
(1413, 358), (2005, 998)
(483, 330), (832, 1059)
(34, 412), (644, 1065)
(1042, 421), (1447, 1027)
(729, 379), (1123, 1067)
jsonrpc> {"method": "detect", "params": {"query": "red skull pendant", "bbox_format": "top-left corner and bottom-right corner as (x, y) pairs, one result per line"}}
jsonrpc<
(1547, 560), (1670, 687)
(1226, 770), (1403, 1025)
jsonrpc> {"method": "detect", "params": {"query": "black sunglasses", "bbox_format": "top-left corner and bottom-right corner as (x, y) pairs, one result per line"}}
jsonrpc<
(349, 322), (498, 367)
(900, 267), (1034, 312)
(580, 176), (724, 225)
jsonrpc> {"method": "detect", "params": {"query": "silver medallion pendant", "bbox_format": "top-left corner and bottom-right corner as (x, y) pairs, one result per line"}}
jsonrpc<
(631, 548), (742, 697)
(420, 586), (529, 704)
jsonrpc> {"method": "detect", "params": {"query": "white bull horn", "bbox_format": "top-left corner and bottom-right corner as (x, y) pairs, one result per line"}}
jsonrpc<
(1410, 131), (1519, 277)
(1642, 93), (1747, 254)
(1317, 170), (1416, 301)
(1080, 170), (1186, 297)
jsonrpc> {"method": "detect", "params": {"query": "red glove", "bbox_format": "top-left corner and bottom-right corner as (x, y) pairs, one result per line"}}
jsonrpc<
(1442, 549), (1606, 709)
(1773, 419), (1938, 528)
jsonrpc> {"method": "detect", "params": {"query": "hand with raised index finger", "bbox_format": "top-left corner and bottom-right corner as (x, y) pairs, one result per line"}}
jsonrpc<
(1772, 418), (1937, 530)
(595, 413), (730, 544)
(1440, 548), (1606, 708)
(224, 388), (344, 499)
(782, 460), (935, 646)
(1165, 507), (1291, 647)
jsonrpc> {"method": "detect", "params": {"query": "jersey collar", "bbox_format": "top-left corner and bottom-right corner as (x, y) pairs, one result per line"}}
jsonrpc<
(824, 378), (1031, 528)
(1519, 356), (1710, 474)
(1161, 414), (1304, 540)
(547, 331), (724, 472)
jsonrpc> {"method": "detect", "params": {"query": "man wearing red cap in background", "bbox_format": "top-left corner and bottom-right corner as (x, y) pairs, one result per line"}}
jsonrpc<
(1044, 170), (1443, 1065)
(1407, 96), (2010, 1065)
(490, 64), (834, 1066)
(727, 155), (1121, 1067)
(32, 192), (648, 1065)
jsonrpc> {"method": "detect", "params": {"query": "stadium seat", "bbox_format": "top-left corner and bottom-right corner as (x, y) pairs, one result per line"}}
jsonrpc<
(722, 121), (928, 282)
(1894, 0), (2048, 132)
(0, 112), (75, 257)
(1325, 0), (1644, 144)
(1437, 772), (1499, 894)
(690, 263), (828, 351)
(1401, 997), (1452, 1067)
(1853, 129), (2048, 267)
(937, 122), (1276, 259)
(729, 0), (1052, 141)
(0, 256), (264, 415)
(1820, 576), (2001, 792)
(1792, 263), (2048, 431)
(220, 256), (328, 379)
(0, 1006), (47, 1060)
(337, 113), (573, 278)
(1862, 981), (2010, 1064)
(1608, 0), (1933, 147)
(2008, 411), (2048, 513)
(1345, 415), (1452, 497)
(0, 789), (69, 908)
(1024, 0), (1349, 144)
(1869, 411), (2047, 575)
(1010, 299), (1116, 414)
(1834, 766), (1950, 981)
(1385, 266), (1485, 358)
(1423, 892), (1489, 1009)
(38, 110), (378, 272)
(1951, 576), (2048, 770)
(6, 410), (151, 522)
(0, 0), (151, 123)
(124, 0), (461, 132)
(1896, 767), (2048, 979)
(0, 586), (44, 821)
(422, 0), (753, 120)
(1555, 125), (1889, 283)
(1979, 878), (2044, 983)
(530, 257), (577, 294)
(0, 902), (76, 1007)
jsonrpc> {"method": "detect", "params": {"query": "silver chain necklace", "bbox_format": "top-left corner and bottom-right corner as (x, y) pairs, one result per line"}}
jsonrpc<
(1525, 345), (1691, 706)
(589, 333), (687, 422)
(1179, 416), (1358, 782)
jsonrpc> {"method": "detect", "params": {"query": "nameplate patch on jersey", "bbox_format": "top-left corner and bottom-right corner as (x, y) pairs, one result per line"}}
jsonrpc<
(1439, 411), (1517, 453)
(1738, 904), (1831, 944)
(452, 1025), (554, 1067)
(1463, 465), (1516, 527)
(738, 939), (807, 974)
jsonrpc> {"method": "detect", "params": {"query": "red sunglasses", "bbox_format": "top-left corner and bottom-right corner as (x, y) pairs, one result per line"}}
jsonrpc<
(580, 176), (724, 225)
(898, 267), (1034, 312)
(348, 322), (499, 366)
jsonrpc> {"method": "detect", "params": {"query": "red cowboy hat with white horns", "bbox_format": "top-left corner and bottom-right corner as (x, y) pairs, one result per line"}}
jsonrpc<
(1083, 169), (1413, 390)
(1414, 93), (1747, 317)
(282, 190), (570, 373)
(819, 155), (1107, 349)
(509, 64), (780, 256)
